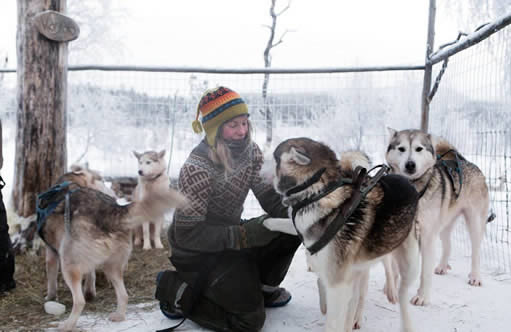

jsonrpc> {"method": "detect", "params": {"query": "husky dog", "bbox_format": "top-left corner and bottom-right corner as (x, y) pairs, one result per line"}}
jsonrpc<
(133, 150), (170, 250)
(38, 171), (186, 331)
(44, 167), (118, 306)
(272, 137), (420, 332)
(385, 128), (491, 306)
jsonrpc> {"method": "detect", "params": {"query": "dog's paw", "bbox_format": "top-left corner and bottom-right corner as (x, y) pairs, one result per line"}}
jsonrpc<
(353, 321), (362, 330)
(108, 311), (126, 322)
(410, 294), (429, 306)
(58, 320), (75, 331)
(468, 273), (482, 286)
(142, 244), (152, 250)
(154, 241), (164, 249)
(133, 239), (142, 247)
(434, 264), (451, 275)
(383, 282), (398, 304)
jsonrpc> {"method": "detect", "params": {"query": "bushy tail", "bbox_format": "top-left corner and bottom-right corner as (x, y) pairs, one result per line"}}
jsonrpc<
(339, 150), (371, 172)
(128, 187), (188, 229)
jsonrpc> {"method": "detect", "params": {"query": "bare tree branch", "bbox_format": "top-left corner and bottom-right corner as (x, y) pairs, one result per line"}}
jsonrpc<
(261, 0), (293, 150)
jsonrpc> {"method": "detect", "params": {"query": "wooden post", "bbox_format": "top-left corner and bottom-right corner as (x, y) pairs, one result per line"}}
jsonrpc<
(420, 0), (436, 132)
(13, 1), (78, 218)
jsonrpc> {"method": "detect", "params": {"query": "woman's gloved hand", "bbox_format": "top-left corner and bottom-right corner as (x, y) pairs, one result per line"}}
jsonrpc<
(239, 214), (279, 248)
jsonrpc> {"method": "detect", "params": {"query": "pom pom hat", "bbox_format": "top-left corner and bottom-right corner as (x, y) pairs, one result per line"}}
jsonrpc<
(192, 86), (249, 147)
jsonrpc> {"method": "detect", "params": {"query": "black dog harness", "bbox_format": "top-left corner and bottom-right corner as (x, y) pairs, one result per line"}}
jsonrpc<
(288, 164), (389, 255)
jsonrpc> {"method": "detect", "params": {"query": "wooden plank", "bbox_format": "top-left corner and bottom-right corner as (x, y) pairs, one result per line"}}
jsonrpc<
(33, 10), (79, 42)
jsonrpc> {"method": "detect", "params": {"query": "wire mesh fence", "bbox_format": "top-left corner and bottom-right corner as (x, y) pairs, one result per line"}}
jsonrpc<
(429, 24), (511, 274)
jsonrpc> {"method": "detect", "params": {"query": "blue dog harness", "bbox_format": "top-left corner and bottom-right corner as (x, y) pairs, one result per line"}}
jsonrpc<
(36, 181), (79, 252)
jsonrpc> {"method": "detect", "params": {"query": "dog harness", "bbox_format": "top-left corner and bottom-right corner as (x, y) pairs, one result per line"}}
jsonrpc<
(436, 149), (464, 199)
(288, 164), (390, 255)
(36, 181), (79, 253)
(416, 149), (465, 200)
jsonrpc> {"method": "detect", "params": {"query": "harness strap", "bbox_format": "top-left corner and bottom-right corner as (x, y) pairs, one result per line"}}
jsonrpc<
(292, 164), (389, 255)
(286, 167), (326, 196)
(436, 149), (464, 199)
(416, 171), (434, 199)
(36, 181), (79, 252)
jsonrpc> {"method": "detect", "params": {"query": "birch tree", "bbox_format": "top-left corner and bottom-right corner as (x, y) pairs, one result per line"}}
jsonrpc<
(262, 0), (293, 150)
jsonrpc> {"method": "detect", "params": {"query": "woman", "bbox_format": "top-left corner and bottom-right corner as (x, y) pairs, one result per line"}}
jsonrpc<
(156, 86), (301, 331)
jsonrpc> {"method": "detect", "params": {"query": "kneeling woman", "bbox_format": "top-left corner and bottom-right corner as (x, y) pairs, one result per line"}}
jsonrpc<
(156, 86), (300, 332)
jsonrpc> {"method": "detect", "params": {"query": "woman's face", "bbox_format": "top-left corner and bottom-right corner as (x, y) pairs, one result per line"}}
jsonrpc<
(221, 115), (249, 141)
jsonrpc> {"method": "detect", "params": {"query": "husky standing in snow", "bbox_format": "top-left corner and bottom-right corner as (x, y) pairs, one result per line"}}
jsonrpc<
(384, 128), (491, 306)
(269, 137), (420, 332)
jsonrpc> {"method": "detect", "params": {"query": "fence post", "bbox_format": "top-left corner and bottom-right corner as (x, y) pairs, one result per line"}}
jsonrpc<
(420, 0), (436, 132)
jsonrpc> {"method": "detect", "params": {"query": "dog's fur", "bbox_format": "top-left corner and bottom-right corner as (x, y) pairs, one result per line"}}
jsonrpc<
(385, 128), (490, 306)
(39, 168), (186, 331)
(68, 163), (117, 198)
(272, 137), (420, 332)
(132, 150), (170, 250)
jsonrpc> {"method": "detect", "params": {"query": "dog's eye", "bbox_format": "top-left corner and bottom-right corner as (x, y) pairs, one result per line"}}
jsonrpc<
(145, 161), (151, 165)
(398, 147), (406, 152)
(416, 147), (423, 152)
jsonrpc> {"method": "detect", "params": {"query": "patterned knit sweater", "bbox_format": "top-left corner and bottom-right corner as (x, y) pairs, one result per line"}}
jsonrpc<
(168, 140), (288, 257)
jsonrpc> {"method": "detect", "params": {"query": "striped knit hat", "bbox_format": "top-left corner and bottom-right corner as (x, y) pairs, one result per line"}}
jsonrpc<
(192, 86), (249, 147)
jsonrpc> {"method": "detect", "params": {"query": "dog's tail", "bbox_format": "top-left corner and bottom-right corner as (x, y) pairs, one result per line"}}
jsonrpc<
(434, 136), (466, 161)
(487, 210), (496, 223)
(338, 150), (371, 172)
(127, 187), (188, 228)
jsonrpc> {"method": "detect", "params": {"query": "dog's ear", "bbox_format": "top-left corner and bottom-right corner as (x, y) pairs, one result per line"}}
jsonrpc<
(290, 147), (311, 166)
(158, 150), (166, 159)
(133, 151), (142, 160)
(387, 127), (397, 138)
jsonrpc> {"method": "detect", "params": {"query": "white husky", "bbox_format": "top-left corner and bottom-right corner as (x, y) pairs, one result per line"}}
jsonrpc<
(385, 128), (491, 306)
(133, 150), (171, 250)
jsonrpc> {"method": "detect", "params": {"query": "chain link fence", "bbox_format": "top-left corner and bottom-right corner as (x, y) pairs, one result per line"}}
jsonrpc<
(1, 12), (510, 276)
(429, 24), (511, 275)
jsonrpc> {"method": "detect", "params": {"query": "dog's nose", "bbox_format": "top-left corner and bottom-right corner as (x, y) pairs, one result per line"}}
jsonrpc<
(138, 170), (143, 176)
(405, 161), (416, 173)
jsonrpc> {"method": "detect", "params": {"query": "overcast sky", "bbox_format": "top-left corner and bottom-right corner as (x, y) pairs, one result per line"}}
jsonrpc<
(0, 0), (463, 69)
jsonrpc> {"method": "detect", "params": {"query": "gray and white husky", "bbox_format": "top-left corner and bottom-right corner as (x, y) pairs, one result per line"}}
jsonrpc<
(385, 128), (491, 306)
(38, 168), (187, 331)
(269, 137), (420, 332)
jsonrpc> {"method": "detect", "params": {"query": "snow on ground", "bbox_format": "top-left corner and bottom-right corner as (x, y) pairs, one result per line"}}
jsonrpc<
(44, 245), (511, 332)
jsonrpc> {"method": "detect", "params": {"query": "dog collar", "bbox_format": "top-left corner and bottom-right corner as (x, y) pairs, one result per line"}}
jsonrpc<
(149, 172), (164, 182)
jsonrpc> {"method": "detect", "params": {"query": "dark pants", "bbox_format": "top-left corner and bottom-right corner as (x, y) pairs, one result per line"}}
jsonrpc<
(0, 178), (16, 292)
(171, 233), (301, 332)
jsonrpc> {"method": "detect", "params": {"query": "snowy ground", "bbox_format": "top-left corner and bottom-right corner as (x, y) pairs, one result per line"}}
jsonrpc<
(43, 245), (511, 332)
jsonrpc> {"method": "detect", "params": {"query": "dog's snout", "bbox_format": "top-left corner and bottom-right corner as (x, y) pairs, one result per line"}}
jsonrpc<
(138, 170), (143, 176)
(405, 160), (416, 173)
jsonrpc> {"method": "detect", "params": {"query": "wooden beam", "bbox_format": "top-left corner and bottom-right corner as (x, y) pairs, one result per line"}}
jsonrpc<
(13, 0), (71, 218)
